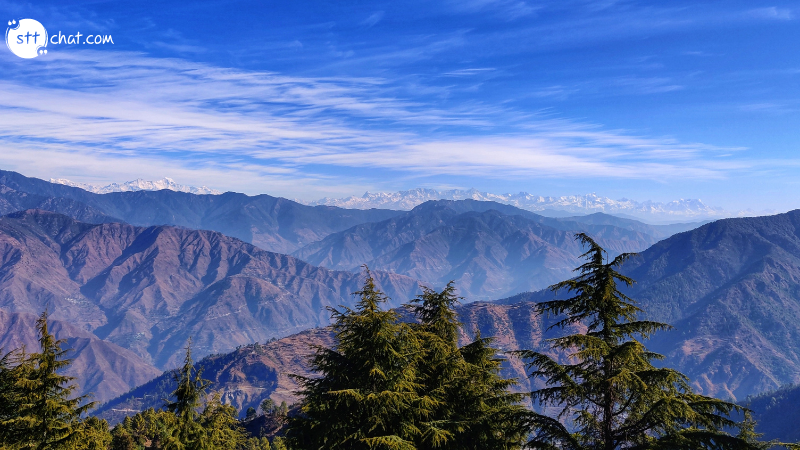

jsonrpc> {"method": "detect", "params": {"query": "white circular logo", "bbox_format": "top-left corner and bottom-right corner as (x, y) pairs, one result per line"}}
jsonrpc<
(5, 18), (48, 59)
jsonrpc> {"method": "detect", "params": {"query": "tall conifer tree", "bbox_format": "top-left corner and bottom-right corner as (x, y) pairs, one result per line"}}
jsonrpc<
(517, 233), (789, 449)
(289, 269), (435, 449)
(0, 348), (26, 446)
(6, 311), (94, 449)
(165, 340), (211, 449)
(410, 283), (527, 450)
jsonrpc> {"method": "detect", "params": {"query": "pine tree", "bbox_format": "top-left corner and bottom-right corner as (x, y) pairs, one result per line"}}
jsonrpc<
(246, 407), (257, 421)
(408, 283), (462, 448)
(165, 339), (211, 449)
(244, 437), (272, 450)
(67, 416), (113, 450)
(0, 348), (25, 445)
(410, 283), (527, 450)
(453, 333), (528, 450)
(5, 311), (94, 449)
(272, 436), (288, 450)
(110, 407), (178, 450)
(516, 233), (785, 449)
(261, 399), (276, 416)
(288, 269), (435, 449)
(200, 392), (248, 450)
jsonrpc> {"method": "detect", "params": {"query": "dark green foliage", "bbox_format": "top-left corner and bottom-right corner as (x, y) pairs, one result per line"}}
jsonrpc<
(243, 437), (271, 450)
(200, 393), (249, 449)
(450, 333), (529, 449)
(271, 437), (287, 450)
(107, 341), (259, 450)
(109, 407), (180, 449)
(0, 348), (24, 444)
(69, 416), (114, 450)
(289, 273), (527, 450)
(1, 311), (95, 449)
(260, 399), (276, 416)
(516, 233), (793, 450)
(246, 408), (257, 421)
(167, 341), (211, 421)
(276, 402), (288, 419)
(161, 340), (210, 448)
(289, 269), (435, 449)
(409, 282), (528, 449)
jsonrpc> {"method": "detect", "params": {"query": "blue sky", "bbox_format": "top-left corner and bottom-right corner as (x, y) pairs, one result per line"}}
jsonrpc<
(0, 0), (798, 211)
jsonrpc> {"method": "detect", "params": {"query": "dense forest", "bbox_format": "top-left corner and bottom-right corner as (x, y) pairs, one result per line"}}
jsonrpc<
(1, 235), (796, 449)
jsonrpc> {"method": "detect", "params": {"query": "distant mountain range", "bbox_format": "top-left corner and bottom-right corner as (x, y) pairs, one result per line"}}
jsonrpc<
(1, 170), (402, 254)
(43, 175), (748, 222)
(306, 188), (754, 223)
(50, 177), (223, 195)
(747, 384), (800, 441)
(292, 200), (694, 300)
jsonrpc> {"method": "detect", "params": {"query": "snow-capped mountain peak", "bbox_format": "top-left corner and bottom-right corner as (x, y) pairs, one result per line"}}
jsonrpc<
(50, 177), (222, 195)
(306, 188), (746, 222)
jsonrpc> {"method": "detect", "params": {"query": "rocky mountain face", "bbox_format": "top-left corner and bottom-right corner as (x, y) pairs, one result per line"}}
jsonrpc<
(293, 200), (660, 300)
(0, 210), (419, 372)
(0, 170), (402, 254)
(307, 188), (735, 222)
(0, 309), (161, 403)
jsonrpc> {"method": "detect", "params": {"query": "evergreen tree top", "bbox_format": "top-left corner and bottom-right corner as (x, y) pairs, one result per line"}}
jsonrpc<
(539, 232), (670, 344)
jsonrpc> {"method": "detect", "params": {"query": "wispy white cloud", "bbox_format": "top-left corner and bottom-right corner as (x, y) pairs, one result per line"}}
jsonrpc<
(361, 11), (385, 28)
(0, 49), (777, 198)
(445, 0), (540, 20)
(442, 68), (496, 77)
(747, 7), (794, 21)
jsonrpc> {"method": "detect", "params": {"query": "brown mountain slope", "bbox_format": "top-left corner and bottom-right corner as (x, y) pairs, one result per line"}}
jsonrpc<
(0, 210), (420, 369)
(0, 309), (161, 403)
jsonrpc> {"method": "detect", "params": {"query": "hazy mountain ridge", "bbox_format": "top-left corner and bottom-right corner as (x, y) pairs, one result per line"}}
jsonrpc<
(1, 170), (403, 254)
(293, 200), (662, 300)
(622, 210), (800, 400)
(0, 184), (120, 224)
(306, 188), (745, 222)
(50, 177), (223, 195)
